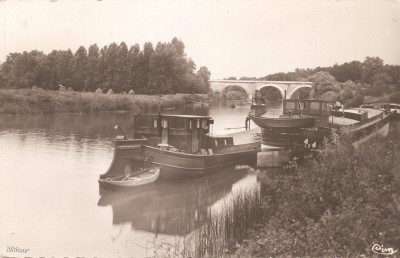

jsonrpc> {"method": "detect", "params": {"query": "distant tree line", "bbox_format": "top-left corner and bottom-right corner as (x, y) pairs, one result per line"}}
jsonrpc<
(0, 38), (211, 94)
(225, 57), (400, 106)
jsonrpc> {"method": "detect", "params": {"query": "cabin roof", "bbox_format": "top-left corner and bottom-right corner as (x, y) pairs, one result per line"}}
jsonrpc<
(284, 99), (330, 103)
(302, 99), (330, 103)
(385, 103), (400, 106)
(137, 114), (212, 119)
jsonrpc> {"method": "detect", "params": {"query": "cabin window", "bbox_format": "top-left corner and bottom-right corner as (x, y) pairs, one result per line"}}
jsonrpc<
(170, 118), (186, 130)
(162, 119), (168, 128)
(152, 118), (158, 128)
(286, 101), (296, 110)
(310, 102), (320, 110)
(321, 103), (327, 111)
(202, 120), (208, 128)
(217, 138), (225, 146)
(136, 117), (151, 128)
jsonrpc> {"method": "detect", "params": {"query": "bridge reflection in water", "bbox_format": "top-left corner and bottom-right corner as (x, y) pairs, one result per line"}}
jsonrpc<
(98, 166), (259, 236)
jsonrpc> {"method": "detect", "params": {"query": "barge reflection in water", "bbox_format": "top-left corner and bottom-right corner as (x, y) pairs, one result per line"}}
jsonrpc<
(98, 166), (258, 236)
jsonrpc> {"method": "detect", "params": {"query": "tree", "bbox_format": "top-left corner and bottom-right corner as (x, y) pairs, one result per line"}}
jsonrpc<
(361, 56), (384, 84)
(127, 43), (141, 92)
(339, 80), (357, 100)
(147, 38), (200, 94)
(3, 51), (45, 89)
(384, 64), (400, 92)
(37, 50), (58, 89)
(73, 46), (87, 91)
(101, 42), (119, 90)
(331, 61), (362, 83)
(225, 76), (237, 80)
(240, 76), (257, 80)
(115, 42), (129, 92)
(140, 42), (154, 93)
(307, 71), (340, 99)
(0, 38), (212, 94)
(368, 72), (393, 96)
(197, 66), (211, 93)
(85, 44), (100, 91)
(55, 49), (74, 89)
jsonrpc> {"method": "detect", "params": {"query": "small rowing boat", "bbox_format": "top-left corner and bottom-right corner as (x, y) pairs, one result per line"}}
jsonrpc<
(98, 167), (160, 191)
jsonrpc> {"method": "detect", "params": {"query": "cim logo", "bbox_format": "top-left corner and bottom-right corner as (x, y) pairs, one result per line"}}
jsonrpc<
(372, 244), (398, 256)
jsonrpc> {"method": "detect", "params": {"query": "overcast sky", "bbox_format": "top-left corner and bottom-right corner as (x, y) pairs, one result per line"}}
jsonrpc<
(1, 0), (399, 79)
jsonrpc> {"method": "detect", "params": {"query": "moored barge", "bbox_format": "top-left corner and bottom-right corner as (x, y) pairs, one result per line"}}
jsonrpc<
(251, 99), (393, 151)
(100, 114), (260, 180)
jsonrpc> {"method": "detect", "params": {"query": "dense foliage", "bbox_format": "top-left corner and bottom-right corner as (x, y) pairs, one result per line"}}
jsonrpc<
(0, 89), (207, 115)
(236, 122), (400, 257)
(0, 38), (211, 94)
(236, 57), (400, 106)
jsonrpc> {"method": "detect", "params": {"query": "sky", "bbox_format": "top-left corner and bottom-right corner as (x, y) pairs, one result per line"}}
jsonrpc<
(0, 0), (399, 79)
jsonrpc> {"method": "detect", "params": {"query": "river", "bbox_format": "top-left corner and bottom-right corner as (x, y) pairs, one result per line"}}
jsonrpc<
(0, 100), (282, 257)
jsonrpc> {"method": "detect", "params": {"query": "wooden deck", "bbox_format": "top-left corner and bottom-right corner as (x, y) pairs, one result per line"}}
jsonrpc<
(329, 108), (383, 128)
(329, 116), (358, 126)
(223, 128), (261, 145)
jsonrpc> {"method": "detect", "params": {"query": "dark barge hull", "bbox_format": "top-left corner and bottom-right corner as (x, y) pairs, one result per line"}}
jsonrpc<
(250, 115), (316, 128)
(261, 113), (393, 150)
(100, 140), (259, 180)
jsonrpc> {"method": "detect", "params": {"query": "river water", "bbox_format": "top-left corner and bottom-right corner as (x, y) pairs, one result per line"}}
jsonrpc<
(0, 101), (282, 257)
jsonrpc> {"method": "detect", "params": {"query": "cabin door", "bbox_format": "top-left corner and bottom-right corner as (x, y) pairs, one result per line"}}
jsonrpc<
(162, 119), (169, 144)
(191, 128), (199, 153)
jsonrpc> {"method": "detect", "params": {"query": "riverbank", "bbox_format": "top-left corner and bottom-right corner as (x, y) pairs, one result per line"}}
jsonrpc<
(0, 89), (208, 115)
(178, 120), (400, 257)
(233, 120), (400, 257)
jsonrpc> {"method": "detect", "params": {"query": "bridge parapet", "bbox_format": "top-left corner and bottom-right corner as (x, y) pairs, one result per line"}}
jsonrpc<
(209, 80), (313, 99)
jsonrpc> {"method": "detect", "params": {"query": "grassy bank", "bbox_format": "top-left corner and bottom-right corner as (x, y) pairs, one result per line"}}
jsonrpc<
(191, 186), (263, 257)
(166, 121), (400, 258)
(0, 89), (208, 115)
(148, 122), (400, 257)
(151, 184), (263, 258)
(235, 121), (400, 257)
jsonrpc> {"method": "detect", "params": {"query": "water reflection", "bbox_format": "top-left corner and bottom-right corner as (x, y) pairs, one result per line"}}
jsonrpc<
(0, 101), (265, 257)
(0, 113), (136, 141)
(98, 167), (255, 236)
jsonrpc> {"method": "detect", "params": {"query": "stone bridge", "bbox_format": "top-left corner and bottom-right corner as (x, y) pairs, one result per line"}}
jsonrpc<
(209, 80), (313, 99)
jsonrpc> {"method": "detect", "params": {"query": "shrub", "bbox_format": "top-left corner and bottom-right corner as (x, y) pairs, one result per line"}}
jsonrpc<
(59, 85), (66, 91)
(222, 90), (247, 100)
(95, 88), (103, 94)
(236, 128), (400, 257)
(0, 90), (208, 115)
(389, 91), (400, 103)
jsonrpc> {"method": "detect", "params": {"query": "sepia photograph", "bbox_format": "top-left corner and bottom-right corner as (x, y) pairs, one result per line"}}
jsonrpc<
(0, 0), (399, 257)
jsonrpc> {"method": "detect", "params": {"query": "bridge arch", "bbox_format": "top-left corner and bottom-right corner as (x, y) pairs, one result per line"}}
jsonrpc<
(219, 85), (250, 99)
(258, 85), (285, 100)
(287, 84), (312, 99)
